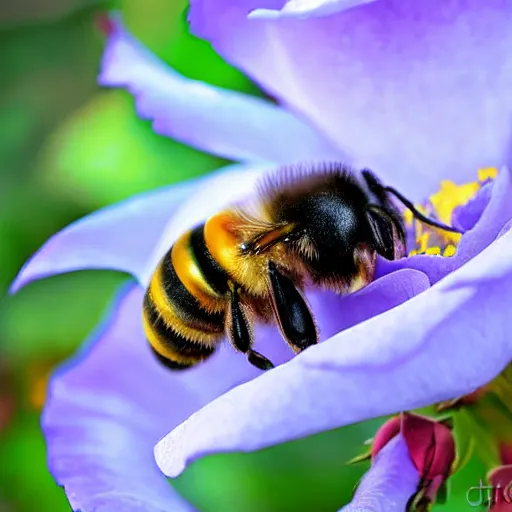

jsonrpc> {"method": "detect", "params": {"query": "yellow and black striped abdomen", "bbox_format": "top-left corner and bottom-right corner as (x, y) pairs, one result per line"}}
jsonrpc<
(143, 223), (231, 370)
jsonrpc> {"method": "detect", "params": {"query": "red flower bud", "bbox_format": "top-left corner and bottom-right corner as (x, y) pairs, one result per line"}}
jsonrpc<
(488, 465), (512, 511)
(371, 415), (401, 460)
(402, 413), (455, 482)
(371, 412), (455, 506)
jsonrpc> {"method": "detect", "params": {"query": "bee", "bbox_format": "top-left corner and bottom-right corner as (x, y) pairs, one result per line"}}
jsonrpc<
(143, 163), (461, 371)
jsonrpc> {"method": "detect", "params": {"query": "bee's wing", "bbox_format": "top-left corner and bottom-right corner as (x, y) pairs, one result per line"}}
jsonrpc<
(234, 208), (295, 254)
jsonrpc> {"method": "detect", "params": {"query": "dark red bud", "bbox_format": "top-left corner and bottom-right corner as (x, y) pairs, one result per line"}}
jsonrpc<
(401, 412), (455, 482)
(371, 415), (401, 459)
(488, 465), (512, 510)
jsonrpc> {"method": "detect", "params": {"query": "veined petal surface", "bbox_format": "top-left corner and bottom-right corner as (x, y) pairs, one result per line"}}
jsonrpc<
(99, 16), (342, 165)
(189, 0), (512, 199)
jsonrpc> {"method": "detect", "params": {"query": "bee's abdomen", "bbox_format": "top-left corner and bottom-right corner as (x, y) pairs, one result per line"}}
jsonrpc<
(143, 293), (218, 369)
(161, 253), (225, 329)
(143, 229), (228, 369)
(188, 224), (231, 295)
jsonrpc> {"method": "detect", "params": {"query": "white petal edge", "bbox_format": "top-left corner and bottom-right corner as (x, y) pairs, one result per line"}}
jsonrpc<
(99, 15), (343, 164)
(249, 0), (376, 20)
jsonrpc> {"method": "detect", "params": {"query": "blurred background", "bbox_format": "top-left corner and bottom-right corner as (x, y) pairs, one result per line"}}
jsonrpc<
(0, 1), (487, 510)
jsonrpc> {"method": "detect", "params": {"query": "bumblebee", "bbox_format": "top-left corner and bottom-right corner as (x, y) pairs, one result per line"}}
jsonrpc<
(143, 164), (460, 371)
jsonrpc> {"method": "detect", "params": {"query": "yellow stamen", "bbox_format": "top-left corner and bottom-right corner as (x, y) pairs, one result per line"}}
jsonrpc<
(418, 232), (431, 253)
(478, 167), (498, 182)
(429, 180), (480, 226)
(406, 168), (498, 257)
(403, 208), (413, 226)
(443, 245), (457, 257)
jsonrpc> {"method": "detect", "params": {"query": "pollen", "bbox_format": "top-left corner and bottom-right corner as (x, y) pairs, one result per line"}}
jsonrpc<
(406, 168), (498, 257)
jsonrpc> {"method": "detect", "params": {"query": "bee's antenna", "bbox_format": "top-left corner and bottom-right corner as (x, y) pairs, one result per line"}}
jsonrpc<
(384, 186), (464, 235)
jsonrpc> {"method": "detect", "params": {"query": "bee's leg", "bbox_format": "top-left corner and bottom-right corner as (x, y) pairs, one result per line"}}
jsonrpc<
(227, 286), (274, 371)
(268, 261), (318, 353)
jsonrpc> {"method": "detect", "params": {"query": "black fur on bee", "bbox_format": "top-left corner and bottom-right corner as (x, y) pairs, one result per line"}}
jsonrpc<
(143, 163), (461, 371)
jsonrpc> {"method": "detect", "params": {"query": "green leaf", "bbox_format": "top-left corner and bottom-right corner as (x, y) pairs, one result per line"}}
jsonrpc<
(470, 393), (512, 445)
(451, 410), (476, 474)
(459, 409), (501, 472)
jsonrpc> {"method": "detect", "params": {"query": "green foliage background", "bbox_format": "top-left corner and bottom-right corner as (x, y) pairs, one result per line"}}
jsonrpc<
(0, 2), (488, 510)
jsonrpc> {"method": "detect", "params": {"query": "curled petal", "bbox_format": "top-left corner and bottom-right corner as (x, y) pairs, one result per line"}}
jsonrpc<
(376, 166), (512, 285)
(10, 178), (199, 293)
(99, 15), (342, 164)
(155, 228), (512, 477)
(340, 435), (419, 512)
(44, 284), (293, 512)
(189, 0), (512, 198)
(10, 164), (265, 293)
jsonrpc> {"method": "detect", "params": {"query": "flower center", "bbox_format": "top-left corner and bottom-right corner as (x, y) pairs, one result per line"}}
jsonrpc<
(405, 168), (498, 257)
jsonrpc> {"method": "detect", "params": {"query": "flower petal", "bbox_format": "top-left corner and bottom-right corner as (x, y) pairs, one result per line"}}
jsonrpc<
(9, 164), (261, 293)
(99, 16), (342, 165)
(44, 283), (292, 512)
(376, 166), (512, 285)
(249, 0), (375, 20)
(189, 0), (512, 198)
(155, 227), (512, 477)
(340, 435), (419, 512)
(306, 268), (430, 340)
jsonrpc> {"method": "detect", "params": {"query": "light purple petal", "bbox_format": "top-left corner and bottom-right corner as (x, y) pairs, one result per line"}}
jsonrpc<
(155, 226), (512, 477)
(44, 284), (293, 512)
(189, 0), (512, 199)
(99, 16), (342, 165)
(10, 179), (198, 293)
(376, 166), (512, 285)
(306, 268), (430, 340)
(10, 164), (266, 294)
(249, 0), (375, 20)
(340, 435), (419, 512)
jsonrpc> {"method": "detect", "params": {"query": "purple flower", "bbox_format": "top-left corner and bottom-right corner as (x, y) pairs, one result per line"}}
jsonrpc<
(10, 1), (512, 511)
